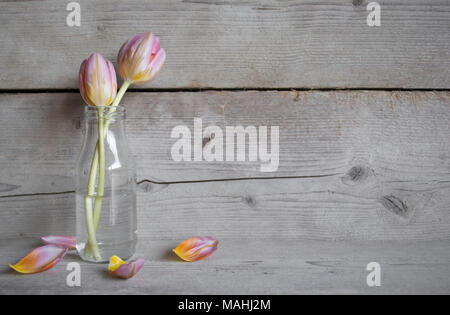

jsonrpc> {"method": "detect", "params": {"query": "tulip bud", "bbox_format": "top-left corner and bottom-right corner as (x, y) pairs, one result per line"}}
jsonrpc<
(79, 53), (117, 107)
(117, 32), (166, 84)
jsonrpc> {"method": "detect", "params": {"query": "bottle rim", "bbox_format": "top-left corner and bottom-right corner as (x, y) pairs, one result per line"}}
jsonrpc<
(84, 105), (126, 119)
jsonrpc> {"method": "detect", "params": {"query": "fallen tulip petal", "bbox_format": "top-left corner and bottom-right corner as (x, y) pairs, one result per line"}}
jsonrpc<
(9, 245), (68, 274)
(108, 256), (145, 279)
(173, 237), (219, 262)
(41, 235), (76, 249)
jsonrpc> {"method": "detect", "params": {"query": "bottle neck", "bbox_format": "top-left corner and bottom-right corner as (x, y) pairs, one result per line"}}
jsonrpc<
(82, 106), (127, 143)
(84, 105), (126, 122)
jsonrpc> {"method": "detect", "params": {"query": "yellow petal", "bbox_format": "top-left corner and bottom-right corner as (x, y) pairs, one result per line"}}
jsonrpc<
(108, 255), (126, 272)
(108, 256), (145, 279)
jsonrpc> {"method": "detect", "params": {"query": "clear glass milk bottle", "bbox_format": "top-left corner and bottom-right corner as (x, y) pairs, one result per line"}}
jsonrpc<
(75, 106), (137, 262)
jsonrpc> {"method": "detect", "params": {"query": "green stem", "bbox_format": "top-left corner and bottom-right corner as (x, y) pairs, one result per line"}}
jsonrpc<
(96, 107), (106, 230)
(84, 195), (101, 260)
(110, 81), (131, 112)
(92, 81), (131, 232)
(88, 147), (99, 196)
(84, 81), (131, 261)
(82, 149), (96, 258)
(85, 107), (106, 261)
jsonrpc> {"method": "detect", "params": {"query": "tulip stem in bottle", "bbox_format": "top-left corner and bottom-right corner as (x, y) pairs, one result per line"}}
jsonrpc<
(84, 108), (107, 262)
(92, 81), (131, 232)
(84, 195), (101, 260)
(83, 147), (99, 258)
(84, 150), (101, 260)
(96, 107), (106, 236)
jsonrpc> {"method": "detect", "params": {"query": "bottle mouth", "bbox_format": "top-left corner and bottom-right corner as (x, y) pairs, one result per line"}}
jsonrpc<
(84, 105), (126, 120)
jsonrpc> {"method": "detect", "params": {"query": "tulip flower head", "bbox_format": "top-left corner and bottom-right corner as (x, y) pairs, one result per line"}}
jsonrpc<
(79, 53), (117, 107)
(117, 32), (166, 84)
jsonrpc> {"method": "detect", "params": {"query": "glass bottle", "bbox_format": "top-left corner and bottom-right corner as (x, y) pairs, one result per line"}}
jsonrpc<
(75, 106), (137, 263)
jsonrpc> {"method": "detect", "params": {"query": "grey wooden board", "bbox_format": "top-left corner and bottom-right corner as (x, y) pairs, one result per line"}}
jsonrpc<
(1, 238), (449, 294)
(0, 0), (449, 89)
(1, 91), (450, 241)
(1, 91), (450, 187)
(0, 177), (449, 241)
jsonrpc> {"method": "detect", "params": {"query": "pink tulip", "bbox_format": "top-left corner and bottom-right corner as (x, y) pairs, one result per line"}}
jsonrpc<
(117, 32), (166, 84)
(79, 53), (117, 107)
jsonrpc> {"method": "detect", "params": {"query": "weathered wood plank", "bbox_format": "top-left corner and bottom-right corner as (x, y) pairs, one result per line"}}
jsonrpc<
(1, 238), (449, 294)
(1, 91), (450, 241)
(0, 175), (448, 241)
(1, 91), (450, 194)
(0, 0), (449, 89)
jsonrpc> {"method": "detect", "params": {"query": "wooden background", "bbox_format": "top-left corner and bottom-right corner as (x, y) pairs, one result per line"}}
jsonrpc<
(0, 0), (449, 295)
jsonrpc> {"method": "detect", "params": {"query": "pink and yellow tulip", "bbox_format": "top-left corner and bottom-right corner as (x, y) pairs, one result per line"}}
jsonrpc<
(117, 32), (166, 84)
(77, 32), (166, 263)
(108, 256), (145, 279)
(9, 245), (68, 274)
(79, 53), (117, 107)
(173, 237), (219, 262)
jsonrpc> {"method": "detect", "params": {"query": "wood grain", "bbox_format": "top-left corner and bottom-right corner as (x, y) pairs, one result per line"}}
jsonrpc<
(1, 238), (449, 294)
(0, 91), (450, 241)
(0, 0), (449, 89)
(1, 91), (450, 191)
(1, 0), (449, 295)
(0, 176), (448, 241)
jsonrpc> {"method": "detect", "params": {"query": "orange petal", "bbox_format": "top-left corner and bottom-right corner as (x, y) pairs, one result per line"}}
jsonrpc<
(173, 237), (218, 262)
(9, 245), (68, 274)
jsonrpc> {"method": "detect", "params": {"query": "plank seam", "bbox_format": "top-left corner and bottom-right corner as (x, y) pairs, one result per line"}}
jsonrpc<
(0, 88), (449, 94)
(0, 173), (340, 199)
(137, 173), (340, 186)
(0, 190), (76, 199)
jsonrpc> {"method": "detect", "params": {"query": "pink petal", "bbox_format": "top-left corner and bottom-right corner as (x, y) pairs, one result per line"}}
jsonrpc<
(79, 59), (87, 99)
(9, 245), (68, 274)
(109, 257), (145, 280)
(41, 236), (76, 249)
(133, 33), (155, 78)
(152, 36), (160, 55)
(173, 237), (219, 262)
(118, 33), (146, 64)
(150, 48), (166, 74)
